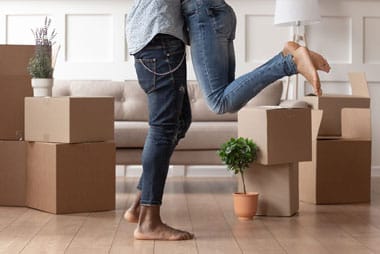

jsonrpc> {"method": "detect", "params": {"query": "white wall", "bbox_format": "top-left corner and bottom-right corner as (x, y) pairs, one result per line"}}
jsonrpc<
(1, 0), (379, 175)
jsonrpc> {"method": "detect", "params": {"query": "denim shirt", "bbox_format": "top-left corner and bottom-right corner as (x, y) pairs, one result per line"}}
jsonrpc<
(126, 0), (188, 55)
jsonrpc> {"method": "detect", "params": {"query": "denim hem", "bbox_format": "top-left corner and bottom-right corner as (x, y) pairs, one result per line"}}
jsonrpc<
(284, 54), (298, 75)
(140, 200), (162, 206)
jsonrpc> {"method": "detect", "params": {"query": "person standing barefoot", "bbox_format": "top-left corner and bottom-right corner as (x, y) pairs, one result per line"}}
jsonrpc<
(124, 1), (330, 241)
(125, 0), (193, 240)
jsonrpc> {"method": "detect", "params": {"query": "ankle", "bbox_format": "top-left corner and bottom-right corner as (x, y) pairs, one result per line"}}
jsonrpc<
(138, 204), (162, 228)
(130, 203), (140, 211)
(283, 41), (300, 56)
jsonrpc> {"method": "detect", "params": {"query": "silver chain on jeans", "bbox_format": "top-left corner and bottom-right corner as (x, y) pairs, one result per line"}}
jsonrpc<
(138, 51), (186, 76)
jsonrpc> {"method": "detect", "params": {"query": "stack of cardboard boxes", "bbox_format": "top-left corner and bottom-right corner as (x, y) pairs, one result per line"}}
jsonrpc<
(24, 97), (116, 214)
(238, 106), (313, 216)
(236, 72), (371, 215)
(0, 45), (117, 214)
(0, 45), (34, 207)
(299, 72), (372, 204)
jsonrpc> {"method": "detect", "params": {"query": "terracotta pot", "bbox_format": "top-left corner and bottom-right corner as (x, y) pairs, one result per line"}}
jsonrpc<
(233, 192), (259, 221)
(31, 78), (53, 97)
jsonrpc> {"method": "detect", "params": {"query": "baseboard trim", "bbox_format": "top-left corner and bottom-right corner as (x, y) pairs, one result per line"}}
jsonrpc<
(117, 165), (232, 177)
(372, 166), (380, 177)
(185, 165), (232, 177)
(116, 165), (127, 177)
(125, 165), (143, 177)
(118, 165), (380, 178)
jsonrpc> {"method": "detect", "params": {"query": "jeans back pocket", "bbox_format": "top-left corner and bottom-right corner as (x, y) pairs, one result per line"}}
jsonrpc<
(135, 58), (157, 94)
(208, 3), (236, 40)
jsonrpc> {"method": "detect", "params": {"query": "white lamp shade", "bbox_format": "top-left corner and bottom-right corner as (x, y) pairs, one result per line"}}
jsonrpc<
(274, 0), (321, 26)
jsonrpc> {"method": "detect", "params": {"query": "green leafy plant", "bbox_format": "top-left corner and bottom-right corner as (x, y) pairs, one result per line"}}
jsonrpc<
(218, 137), (258, 194)
(27, 17), (57, 78)
(27, 46), (53, 78)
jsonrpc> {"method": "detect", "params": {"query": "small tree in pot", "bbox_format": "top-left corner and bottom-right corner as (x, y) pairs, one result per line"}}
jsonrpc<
(218, 137), (259, 221)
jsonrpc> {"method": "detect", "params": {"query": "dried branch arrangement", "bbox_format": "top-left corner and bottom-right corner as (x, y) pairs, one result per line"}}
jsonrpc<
(31, 17), (57, 46)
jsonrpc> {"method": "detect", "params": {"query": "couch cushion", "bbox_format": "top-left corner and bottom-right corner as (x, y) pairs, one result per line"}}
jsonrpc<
(55, 80), (282, 123)
(176, 122), (237, 150)
(54, 80), (149, 121)
(114, 121), (148, 148)
(187, 81), (237, 121)
(187, 80), (283, 120)
(115, 121), (237, 150)
(246, 80), (283, 107)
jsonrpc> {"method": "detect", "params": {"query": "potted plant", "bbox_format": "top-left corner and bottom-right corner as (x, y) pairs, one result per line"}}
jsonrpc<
(218, 137), (259, 221)
(27, 17), (58, 97)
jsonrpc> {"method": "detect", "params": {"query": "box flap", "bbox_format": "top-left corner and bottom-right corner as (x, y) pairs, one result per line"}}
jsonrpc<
(342, 108), (371, 140)
(349, 72), (369, 98)
(257, 105), (283, 110)
(317, 136), (341, 140)
(311, 110), (323, 141)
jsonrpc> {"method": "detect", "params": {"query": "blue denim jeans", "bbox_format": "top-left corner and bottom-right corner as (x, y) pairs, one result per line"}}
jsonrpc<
(182, 0), (298, 113)
(133, 34), (191, 205)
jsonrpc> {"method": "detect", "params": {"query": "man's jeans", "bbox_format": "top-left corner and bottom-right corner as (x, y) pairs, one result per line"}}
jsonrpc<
(134, 34), (191, 205)
(182, 0), (298, 114)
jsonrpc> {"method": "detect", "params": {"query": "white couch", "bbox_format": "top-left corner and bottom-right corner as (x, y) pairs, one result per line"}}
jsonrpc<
(53, 80), (283, 166)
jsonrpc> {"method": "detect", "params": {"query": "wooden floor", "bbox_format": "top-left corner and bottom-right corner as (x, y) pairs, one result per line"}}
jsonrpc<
(1, 177), (380, 254)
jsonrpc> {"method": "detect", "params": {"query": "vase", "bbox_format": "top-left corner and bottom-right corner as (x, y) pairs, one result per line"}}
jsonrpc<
(31, 78), (53, 97)
(233, 192), (259, 221)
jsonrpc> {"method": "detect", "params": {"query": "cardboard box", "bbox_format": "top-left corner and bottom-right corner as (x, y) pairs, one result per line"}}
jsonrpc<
(299, 110), (371, 204)
(26, 141), (116, 214)
(0, 45), (35, 76)
(238, 106), (311, 165)
(0, 141), (26, 206)
(302, 72), (370, 136)
(299, 139), (371, 204)
(25, 97), (114, 143)
(240, 162), (299, 216)
(341, 108), (372, 139)
(0, 76), (33, 140)
(0, 45), (35, 140)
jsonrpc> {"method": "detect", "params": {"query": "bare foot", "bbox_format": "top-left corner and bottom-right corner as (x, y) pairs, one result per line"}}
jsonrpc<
(283, 41), (331, 73)
(292, 47), (322, 96)
(134, 205), (194, 241)
(124, 191), (141, 223)
(124, 208), (139, 223)
(134, 223), (194, 241)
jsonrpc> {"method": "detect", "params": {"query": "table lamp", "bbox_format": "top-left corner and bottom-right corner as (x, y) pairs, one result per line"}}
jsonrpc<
(274, 0), (321, 98)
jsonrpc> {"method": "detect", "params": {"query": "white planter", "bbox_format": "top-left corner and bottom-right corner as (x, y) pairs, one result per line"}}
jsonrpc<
(31, 78), (53, 97)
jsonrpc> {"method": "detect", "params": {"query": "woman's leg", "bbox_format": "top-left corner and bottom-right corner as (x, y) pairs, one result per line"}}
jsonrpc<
(126, 34), (193, 240)
(183, 0), (235, 111)
(182, 0), (325, 114)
